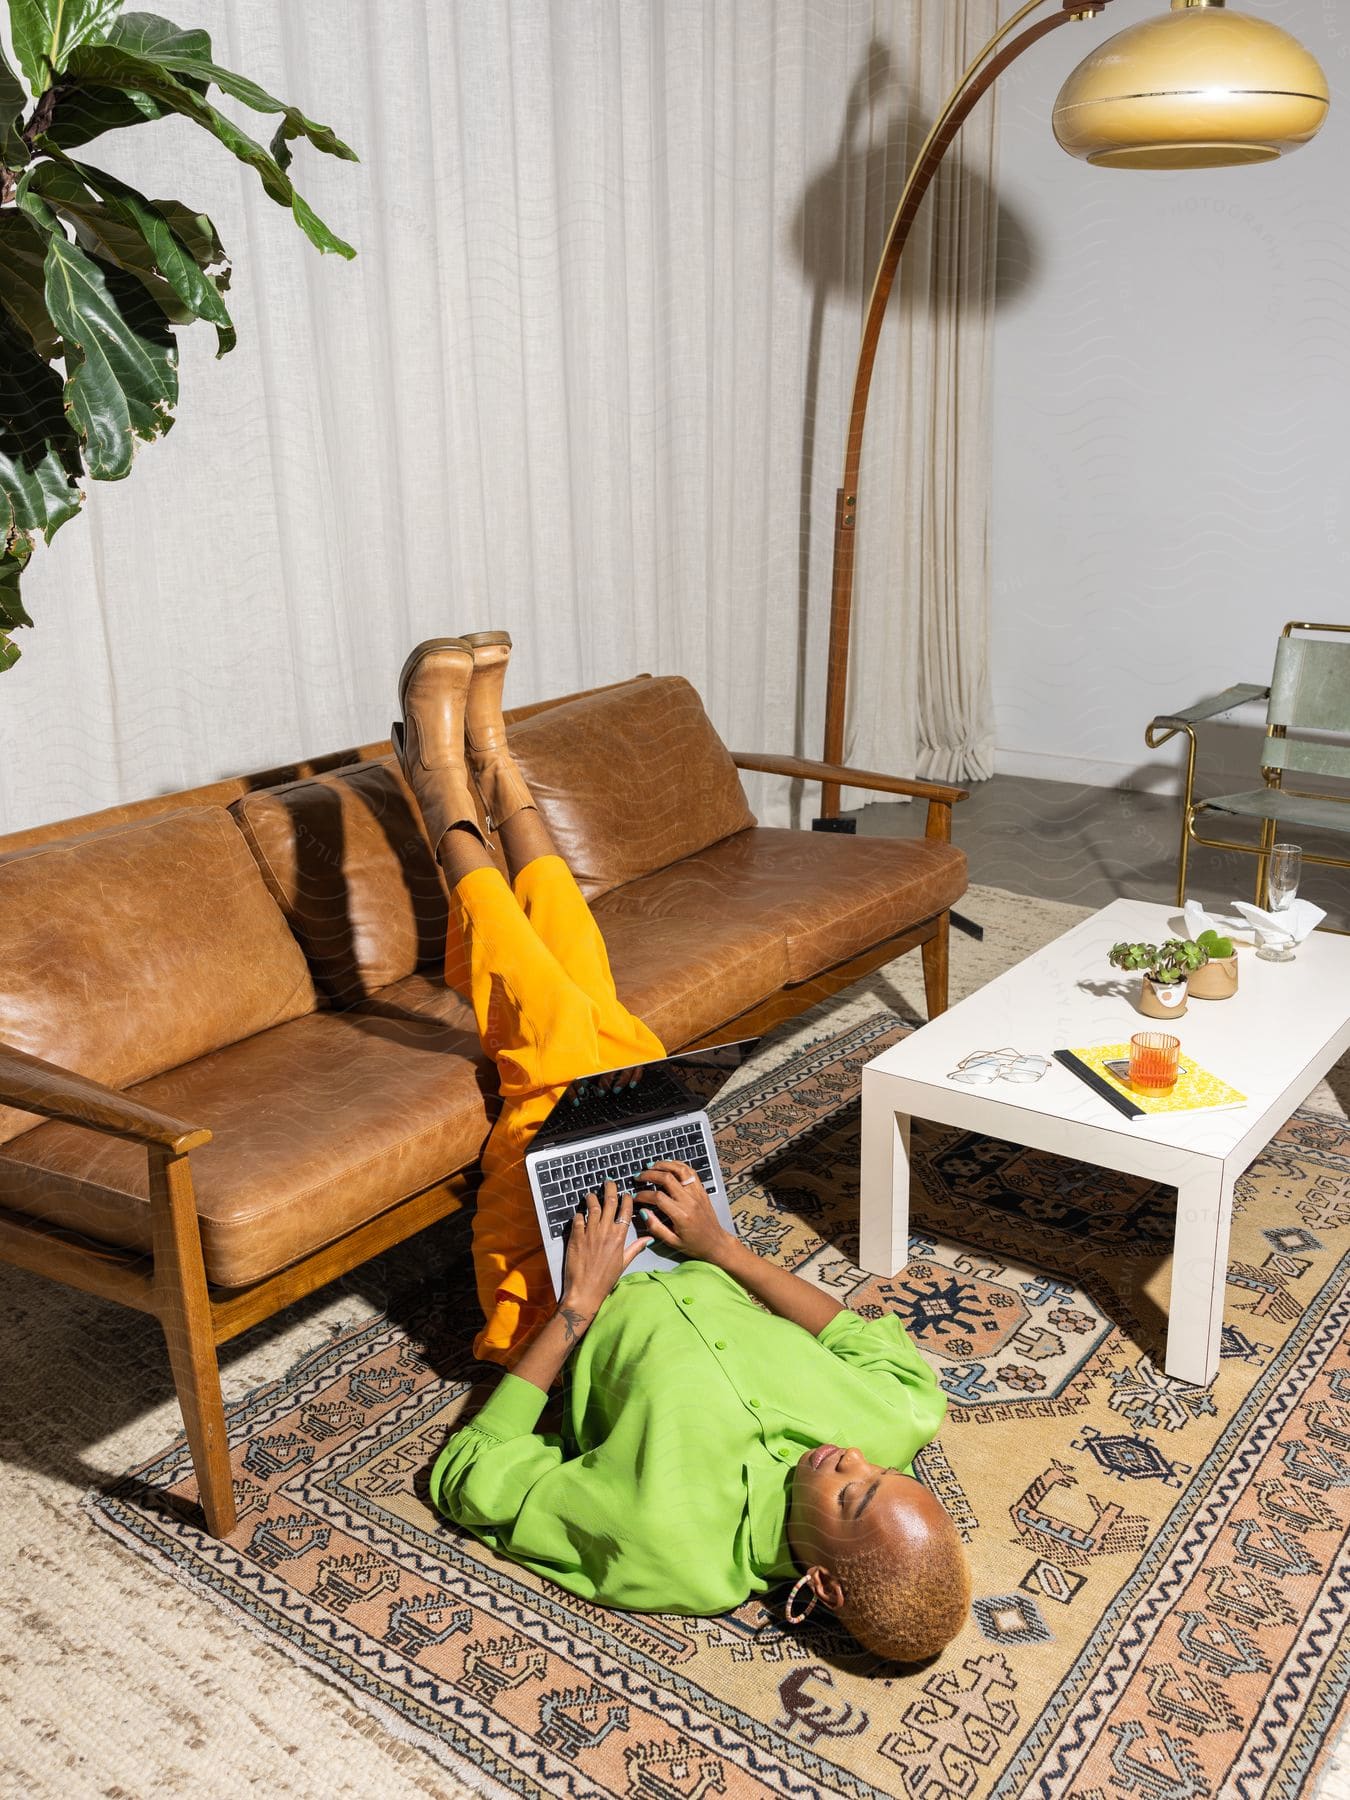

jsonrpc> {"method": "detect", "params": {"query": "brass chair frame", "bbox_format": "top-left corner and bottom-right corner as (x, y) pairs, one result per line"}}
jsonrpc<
(1145, 620), (1350, 923)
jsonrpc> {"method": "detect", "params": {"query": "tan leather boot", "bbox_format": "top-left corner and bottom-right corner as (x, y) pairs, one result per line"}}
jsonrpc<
(463, 629), (535, 829)
(391, 638), (489, 853)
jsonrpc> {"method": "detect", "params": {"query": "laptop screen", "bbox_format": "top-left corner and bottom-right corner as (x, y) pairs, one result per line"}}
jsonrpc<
(529, 1039), (759, 1152)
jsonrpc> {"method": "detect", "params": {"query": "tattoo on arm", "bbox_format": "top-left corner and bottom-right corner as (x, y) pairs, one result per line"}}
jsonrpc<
(557, 1304), (589, 1348)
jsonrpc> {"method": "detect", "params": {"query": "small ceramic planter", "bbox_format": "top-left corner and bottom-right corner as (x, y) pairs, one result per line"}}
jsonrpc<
(1187, 953), (1239, 1000)
(1139, 977), (1188, 1019)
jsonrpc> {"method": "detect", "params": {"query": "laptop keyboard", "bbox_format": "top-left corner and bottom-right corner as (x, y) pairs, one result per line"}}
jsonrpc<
(536, 1122), (716, 1240)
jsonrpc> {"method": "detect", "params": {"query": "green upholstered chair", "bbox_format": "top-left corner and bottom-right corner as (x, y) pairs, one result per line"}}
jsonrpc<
(1145, 621), (1350, 916)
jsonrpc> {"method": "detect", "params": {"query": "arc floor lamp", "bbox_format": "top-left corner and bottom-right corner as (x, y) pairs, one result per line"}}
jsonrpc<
(815, 0), (1330, 824)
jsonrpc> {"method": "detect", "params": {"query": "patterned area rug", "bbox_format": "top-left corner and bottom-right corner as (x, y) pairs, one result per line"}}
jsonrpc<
(90, 1013), (1350, 1800)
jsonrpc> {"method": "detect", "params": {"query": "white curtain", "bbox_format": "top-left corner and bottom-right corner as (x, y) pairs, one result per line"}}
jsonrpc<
(0, 0), (998, 836)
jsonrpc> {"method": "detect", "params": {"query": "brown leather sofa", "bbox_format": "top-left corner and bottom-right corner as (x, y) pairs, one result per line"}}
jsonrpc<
(0, 675), (966, 1535)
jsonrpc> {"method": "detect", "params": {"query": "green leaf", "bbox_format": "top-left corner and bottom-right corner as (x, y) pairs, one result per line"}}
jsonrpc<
(0, 309), (84, 541)
(37, 154), (235, 353)
(49, 244), (178, 479)
(43, 82), (167, 150)
(0, 42), (29, 165)
(9, 0), (122, 95)
(107, 10), (210, 62)
(26, 158), (187, 320)
(1196, 927), (1235, 959)
(16, 175), (229, 329)
(0, 537), (35, 669)
(108, 10), (357, 164)
(43, 13), (210, 148)
(153, 200), (229, 290)
(55, 204), (190, 320)
(170, 55), (356, 165)
(0, 214), (63, 355)
(20, 180), (178, 480)
(61, 42), (356, 256)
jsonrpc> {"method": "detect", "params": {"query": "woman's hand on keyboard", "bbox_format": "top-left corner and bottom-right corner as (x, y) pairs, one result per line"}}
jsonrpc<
(561, 1178), (653, 1321)
(635, 1163), (732, 1265)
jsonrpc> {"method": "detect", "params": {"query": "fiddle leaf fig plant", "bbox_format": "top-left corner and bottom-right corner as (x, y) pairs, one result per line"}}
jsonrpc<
(0, 2), (356, 669)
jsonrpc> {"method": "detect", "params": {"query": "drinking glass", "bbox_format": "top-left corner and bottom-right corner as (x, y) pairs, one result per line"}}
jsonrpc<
(1256, 842), (1302, 963)
(1129, 1032), (1181, 1094)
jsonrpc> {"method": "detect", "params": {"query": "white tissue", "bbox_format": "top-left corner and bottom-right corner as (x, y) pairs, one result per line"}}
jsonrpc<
(1179, 900), (1245, 942)
(1182, 899), (1220, 940)
(1232, 898), (1327, 948)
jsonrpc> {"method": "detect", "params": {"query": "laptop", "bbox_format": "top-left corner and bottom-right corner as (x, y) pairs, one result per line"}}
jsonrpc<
(525, 1040), (758, 1296)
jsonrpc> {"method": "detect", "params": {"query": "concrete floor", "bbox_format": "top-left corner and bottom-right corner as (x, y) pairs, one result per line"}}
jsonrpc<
(846, 773), (1348, 930)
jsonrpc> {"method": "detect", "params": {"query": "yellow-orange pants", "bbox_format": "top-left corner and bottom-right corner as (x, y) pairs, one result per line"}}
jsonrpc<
(450, 854), (665, 1362)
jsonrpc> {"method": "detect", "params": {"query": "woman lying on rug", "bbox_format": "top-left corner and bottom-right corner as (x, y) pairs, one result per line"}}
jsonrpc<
(392, 634), (970, 1664)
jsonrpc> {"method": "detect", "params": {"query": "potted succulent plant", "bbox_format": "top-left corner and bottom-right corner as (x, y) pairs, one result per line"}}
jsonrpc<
(1107, 937), (1209, 1019)
(1186, 927), (1239, 1000)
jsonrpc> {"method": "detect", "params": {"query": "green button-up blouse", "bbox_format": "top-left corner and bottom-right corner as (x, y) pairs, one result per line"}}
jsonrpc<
(430, 1260), (946, 1615)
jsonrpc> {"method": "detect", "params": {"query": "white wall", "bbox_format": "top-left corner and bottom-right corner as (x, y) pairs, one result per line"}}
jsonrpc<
(990, 0), (1349, 794)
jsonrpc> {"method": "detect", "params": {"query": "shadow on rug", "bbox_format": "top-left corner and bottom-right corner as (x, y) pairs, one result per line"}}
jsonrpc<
(89, 1014), (1350, 1800)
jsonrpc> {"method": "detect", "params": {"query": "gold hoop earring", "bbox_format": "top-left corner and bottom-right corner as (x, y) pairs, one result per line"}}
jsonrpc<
(784, 1575), (818, 1625)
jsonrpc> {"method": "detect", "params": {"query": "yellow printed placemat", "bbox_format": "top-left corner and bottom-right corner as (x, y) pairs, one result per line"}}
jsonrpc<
(1070, 1041), (1248, 1115)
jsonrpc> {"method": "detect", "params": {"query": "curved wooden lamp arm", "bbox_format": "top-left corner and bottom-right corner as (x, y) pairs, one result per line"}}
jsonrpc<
(819, 0), (1116, 819)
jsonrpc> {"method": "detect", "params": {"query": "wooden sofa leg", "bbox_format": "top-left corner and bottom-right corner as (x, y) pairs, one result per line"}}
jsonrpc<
(922, 913), (951, 1020)
(150, 1148), (236, 1536)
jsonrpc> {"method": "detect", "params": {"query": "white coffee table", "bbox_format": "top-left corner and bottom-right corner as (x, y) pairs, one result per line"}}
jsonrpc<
(860, 897), (1350, 1385)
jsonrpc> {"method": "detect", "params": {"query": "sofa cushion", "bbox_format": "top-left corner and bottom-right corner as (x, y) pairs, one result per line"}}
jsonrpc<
(594, 884), (792, 1050)
(0, 988), (490, 1287)
(231, 759), (451, 1006)
(0, 808), (317, 1146)
(698, 828), (965, 982)
(507, 676), (755, 900)
(598, 827), (967, 1010)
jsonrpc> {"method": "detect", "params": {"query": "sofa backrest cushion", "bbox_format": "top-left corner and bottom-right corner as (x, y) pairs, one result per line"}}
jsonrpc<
(0, 807), (318, 1144)
(231, 760), (451, 1006)
(507, 675), (755, 899)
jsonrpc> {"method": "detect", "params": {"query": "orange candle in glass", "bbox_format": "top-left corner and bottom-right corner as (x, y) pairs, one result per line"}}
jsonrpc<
(1129, 1031), (1181, 1093)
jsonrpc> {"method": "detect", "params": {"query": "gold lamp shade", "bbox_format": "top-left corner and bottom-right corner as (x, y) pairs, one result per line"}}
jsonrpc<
(1053, 0), (1330, 170)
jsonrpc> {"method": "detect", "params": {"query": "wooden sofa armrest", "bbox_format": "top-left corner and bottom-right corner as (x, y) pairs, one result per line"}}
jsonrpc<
(0, 1043), (211, 1154)
(0, 1045), (231, 1532)
(731, 751), (967, 841)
